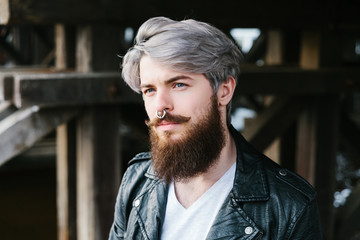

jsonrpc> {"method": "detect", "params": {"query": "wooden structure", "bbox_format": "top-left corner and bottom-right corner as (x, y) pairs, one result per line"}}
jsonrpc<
(1, 0), (360, 239)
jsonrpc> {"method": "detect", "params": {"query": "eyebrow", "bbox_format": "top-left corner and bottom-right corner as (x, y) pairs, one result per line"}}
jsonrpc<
(166, 75), (192, 84)
(140, 75), (193, 89)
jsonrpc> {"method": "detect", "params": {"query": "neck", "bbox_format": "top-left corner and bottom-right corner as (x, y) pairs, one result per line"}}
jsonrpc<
(174, 126), (236, 208)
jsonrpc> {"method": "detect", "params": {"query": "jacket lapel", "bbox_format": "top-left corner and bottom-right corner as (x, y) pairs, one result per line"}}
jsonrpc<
(206, 194), (263, 240)
(132, 166), (168, 240)
(205, 127), (269, 239)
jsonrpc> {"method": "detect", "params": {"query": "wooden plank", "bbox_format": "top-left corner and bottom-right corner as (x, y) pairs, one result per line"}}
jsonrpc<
(1, 0), (360, 29)
(242, 96), (308, 152)
(0, 106), (79, 166)
(12, 72), (141, 108)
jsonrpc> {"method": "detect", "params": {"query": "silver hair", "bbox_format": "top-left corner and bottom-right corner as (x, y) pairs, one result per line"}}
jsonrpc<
(121, 16), (243, 125)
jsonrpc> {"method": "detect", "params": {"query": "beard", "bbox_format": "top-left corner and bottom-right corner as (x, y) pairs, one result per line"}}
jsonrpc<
(147, 95), (226, 184)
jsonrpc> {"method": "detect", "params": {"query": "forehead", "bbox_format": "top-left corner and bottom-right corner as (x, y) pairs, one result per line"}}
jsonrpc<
(139, 55), (174, 81)
(139, 55), (210, 87)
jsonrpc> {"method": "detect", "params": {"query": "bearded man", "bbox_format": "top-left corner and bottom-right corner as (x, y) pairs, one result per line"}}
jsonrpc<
(109, 17), (325, 240)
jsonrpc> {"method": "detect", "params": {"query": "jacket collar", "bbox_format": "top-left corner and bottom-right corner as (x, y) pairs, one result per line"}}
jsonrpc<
(229, 125), (269, 202)
(145, 125), (270, 202)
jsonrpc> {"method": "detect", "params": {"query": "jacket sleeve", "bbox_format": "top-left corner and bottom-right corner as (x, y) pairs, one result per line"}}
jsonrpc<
(287, 199), (326, 240)
(108, 170), (130, 240)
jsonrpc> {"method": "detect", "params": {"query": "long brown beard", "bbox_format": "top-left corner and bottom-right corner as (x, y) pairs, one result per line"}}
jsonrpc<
(148, 96), (225, 184)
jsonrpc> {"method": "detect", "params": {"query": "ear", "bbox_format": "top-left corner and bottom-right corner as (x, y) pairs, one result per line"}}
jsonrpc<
(216, 76), (236, 106)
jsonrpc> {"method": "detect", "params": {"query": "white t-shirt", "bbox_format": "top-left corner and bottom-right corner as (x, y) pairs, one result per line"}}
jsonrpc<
(160, 163), (236, 240)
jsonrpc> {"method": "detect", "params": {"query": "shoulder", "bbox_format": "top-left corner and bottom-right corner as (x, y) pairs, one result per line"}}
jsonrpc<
(261, 155), (316, 205)
(128, 152), (152, 166)
(117, 152), (153, 196)
(231, 126), (316, 205)
(117, 152), (154, 209)
(123, 152), (152, 182)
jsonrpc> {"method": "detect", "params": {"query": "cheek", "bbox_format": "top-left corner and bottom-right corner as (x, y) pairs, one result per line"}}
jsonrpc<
(144, 101), (154, 119)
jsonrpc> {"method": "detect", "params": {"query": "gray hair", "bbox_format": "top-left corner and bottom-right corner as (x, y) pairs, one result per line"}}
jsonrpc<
(122, 16), (243, 124)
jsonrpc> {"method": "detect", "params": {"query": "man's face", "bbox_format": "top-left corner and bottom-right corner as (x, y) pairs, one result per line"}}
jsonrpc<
(140, 55), (216, 140)
(139, 55), (226, 182)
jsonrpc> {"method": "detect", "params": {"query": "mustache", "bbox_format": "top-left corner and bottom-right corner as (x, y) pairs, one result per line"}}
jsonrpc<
(146, 113), (191, 127)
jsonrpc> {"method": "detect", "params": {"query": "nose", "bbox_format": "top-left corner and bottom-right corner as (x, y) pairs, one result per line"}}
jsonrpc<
(155, 89), (173, 114)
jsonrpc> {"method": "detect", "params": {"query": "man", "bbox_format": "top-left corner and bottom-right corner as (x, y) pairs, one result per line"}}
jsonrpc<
(109, 16), (324, 239)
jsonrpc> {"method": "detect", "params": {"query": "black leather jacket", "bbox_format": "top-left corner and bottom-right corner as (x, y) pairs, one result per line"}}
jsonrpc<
(109, 126), (325, 239)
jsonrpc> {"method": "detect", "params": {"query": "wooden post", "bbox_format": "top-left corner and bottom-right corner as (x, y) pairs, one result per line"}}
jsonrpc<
(55, 24), (75, 70)
(263, 29), (283, 163)
(75, 25), (122, 240)
(56, 120), (77, 240)
(55, 23), (77, 240)
(314, 96), (338, 239)
(296, 101), (317, 185)
(77, 107), (121, 240)
(297, 31), (321, 183)
(297, 30), (337, 239)
(300, 31), (320, 70)
(265, 30), (283, 65)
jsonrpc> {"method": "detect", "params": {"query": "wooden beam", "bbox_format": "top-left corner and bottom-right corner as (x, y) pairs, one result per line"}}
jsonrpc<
(242, 96), (308, 152)
(0, 67), (54, 101)
(11, 72), (141, 108)
(235, 67), (360, 95)
(3, 67), (360, 109)
(0, 106), (79, 166)
(1, 0), (360, 29)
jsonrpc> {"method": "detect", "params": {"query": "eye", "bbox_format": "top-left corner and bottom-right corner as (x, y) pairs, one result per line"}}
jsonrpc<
(174, 83), (186, 88)
(143, 88), (155, 95)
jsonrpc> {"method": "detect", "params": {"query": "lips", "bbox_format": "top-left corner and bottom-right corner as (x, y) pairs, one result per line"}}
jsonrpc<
(156, 121), (179, 131)
(157, 120), (178, 126)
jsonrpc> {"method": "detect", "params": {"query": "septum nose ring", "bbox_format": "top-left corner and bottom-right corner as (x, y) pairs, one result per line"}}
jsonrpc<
(156, 109), (166, 119)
